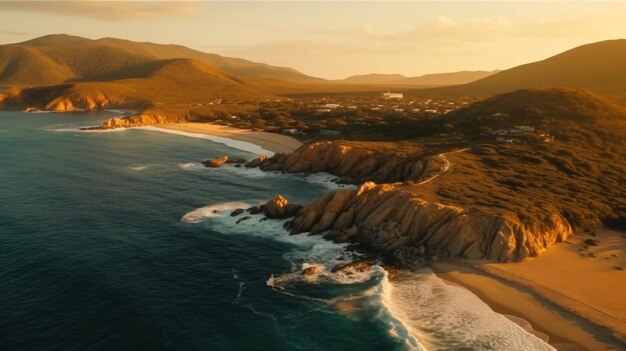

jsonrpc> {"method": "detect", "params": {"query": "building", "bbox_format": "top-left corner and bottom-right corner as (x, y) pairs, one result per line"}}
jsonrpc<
(381, 91), (403, 100)
(320, 103), (341, 109)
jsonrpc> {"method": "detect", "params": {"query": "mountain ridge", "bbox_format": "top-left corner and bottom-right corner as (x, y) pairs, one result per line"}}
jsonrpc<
(410, 39), (626, 100)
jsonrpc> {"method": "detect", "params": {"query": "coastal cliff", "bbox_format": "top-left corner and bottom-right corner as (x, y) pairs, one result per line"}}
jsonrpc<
(247, 141), (574, 263)
(0, 86), (133, 112)
(99, 114), (187, 128)
(260, 141), (446, 184)
(288, 182), (571, 263)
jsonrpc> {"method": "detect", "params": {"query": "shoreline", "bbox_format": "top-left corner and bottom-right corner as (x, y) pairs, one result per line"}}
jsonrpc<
(433, 257), (625, 350)
(64, 115), (624, 349)
(152, 122), (302, 155)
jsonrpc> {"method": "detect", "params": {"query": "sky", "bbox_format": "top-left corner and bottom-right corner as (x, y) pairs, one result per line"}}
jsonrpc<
(0, 1), (625, 79)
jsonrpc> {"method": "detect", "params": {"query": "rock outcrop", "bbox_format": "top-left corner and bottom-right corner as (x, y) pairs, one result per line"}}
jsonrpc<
(237, 195), (302, 220)
(259, 141), (444, 184)
(245, 155), (268, 168)
(288, 182), (572, 263)
(331, 260), (371, 274)
(203, 156), (229, 168)
(99, 114), (188, 129)
(261, 195), (302, 219)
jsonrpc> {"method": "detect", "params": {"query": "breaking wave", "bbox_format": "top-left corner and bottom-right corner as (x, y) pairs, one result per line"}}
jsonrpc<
(181, 202), (252, 224)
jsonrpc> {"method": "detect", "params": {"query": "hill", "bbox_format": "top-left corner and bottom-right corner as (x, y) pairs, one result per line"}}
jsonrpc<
(0, 57), (271, 117)
(257, 88), (626, 263)
(413, 40), (626, 100)
(0, 34), (322, 87)
(339, 70), (497, 87)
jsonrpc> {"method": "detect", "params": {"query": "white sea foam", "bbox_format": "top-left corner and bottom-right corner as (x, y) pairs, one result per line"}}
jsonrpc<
(180, 202), (251, 224)
(44, 127), (129, 133)
(26, 110), (55, 114)
(104, 109), (134, 115)
(304, 172), (356, 190)
(213, 165), (356, 191)
(267, 262), (380, 289)
(142, 126), (274, 156)
(128, 164), (153, 171)
(380, 269), (555, 351)
(177, 162), (204, 171)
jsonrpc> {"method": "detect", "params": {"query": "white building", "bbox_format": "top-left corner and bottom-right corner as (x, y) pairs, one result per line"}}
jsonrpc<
(381, 91), (403, 100)
(320, 103), (341, 109)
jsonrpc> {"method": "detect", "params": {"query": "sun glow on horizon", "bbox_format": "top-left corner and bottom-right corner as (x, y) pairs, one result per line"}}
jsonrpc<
(1, 1), (625, 79)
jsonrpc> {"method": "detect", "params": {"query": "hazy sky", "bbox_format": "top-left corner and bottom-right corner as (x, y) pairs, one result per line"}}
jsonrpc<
(1, 1), (625, 79)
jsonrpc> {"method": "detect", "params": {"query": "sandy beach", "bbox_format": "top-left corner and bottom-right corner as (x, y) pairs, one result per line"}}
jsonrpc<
(434, 229), (626, 350)
(155, 122), (303, 154)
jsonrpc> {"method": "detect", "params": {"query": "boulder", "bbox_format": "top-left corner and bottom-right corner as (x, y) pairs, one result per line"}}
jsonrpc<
(262, 195), (290, 219)
(227, 157), (247, 164)
(247, 205), (262, 215)
(203, 156), (229, 168)
(302, 266), (320, 276)
(245, 155), (268, 168)
(230, 208), (245, 217)
(331, 260), (371, 274)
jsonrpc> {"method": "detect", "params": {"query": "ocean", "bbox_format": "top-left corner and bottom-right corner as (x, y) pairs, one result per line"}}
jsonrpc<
(0, 111), (553, 351)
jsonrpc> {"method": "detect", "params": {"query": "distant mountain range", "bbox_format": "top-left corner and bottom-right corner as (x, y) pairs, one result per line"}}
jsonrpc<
(0, 34), (322, 87)
(336, 71), (498, 87)
(2, 34), (626, 115)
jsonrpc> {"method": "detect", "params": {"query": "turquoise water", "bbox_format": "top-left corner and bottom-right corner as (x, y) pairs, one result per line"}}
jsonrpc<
(0, 111), (407, 350)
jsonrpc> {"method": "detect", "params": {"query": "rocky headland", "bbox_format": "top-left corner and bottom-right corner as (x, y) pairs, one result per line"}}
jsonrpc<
(252, 141), (446, 184)
(241, 142), (573, 264)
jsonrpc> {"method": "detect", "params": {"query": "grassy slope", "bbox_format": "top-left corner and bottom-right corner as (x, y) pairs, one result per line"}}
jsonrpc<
(0, 58), (273, 114)
(388, 89), (626, 231)
(0, 34), (322, 87)
(407, 40), (626, 101)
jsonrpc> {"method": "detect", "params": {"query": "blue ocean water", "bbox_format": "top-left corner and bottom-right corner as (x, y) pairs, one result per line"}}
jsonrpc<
(0, 111), (555, 351)
(0, 111), (409, 351)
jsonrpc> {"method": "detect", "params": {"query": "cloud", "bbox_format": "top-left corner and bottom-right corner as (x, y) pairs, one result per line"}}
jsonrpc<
(209, 13), (622, 79)
(0, 1), (201, 21)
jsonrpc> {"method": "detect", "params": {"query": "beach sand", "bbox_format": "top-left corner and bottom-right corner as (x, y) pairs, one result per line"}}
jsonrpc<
(156, 122), (302, 154)
(434, 229), (626, 350)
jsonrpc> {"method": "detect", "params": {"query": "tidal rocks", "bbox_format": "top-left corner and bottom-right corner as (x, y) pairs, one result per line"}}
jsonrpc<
(247, 205), (261, 215)
(331, 260), (371, 274)
(244, 195), (302, 219)
(261, 195), (302, 219)
(245, 155), (268, 168)
(302, 266), (320, 276)
(226, 157), (247, 164)
(203, 156), (229, 168)
(288, 182), (572, 262)
(230, 208), (245, 217)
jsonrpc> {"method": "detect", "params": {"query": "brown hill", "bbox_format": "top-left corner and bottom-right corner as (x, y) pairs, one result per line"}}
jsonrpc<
(0, 34), (322, 87)
(258, 88), (626, 262)
(0, 57), (271, 113)
(413, 40), (626, 100)
(339, 70), (497, 87)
